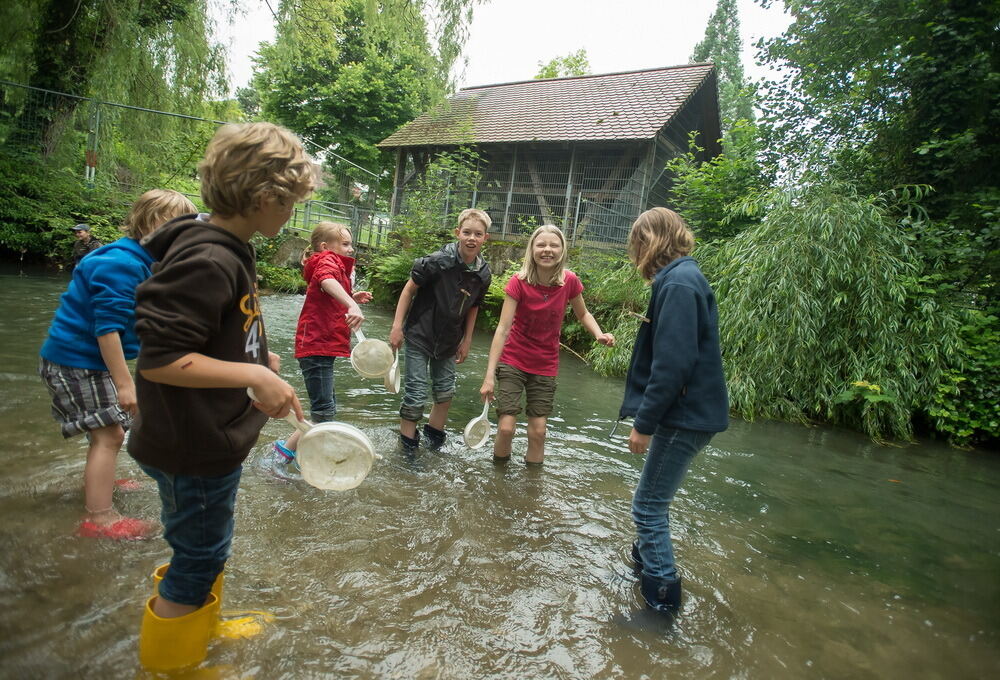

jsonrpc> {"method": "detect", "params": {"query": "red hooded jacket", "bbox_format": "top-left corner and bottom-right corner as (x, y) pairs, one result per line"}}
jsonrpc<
(294, 250), (355, 359)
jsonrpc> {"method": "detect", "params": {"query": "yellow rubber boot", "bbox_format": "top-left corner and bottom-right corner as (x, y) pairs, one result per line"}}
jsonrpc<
(139, 593), (219, 672)
(152, 563), (271, 640)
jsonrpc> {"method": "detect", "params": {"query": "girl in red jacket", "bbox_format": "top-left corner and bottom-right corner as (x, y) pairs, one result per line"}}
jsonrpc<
(273, 222), (372, 465)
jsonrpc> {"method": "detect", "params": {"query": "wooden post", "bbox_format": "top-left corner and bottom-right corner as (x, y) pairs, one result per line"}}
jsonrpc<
(501, 146), (518, 238)
(389, 148), (406, 216)
(563, 144), (576, 229)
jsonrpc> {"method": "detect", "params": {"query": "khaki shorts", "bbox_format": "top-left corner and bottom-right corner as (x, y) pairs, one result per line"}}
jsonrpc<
(494, 362), (557, 418)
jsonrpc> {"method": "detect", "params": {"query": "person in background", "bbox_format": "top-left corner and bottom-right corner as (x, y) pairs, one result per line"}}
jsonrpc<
(389, 208), (492, 452)
(127, 122), (317, 672)
(479, 224), (614, 465)
(71, 223), (102, 268)
(618, 207), (728, 616)
(39, 190), (196, 540)
(271, 221), (372, 468)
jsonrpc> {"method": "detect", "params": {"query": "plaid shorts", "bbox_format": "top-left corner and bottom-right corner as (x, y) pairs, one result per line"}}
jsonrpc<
(494, 362), (557, 418)
(38, 357), (130, 438)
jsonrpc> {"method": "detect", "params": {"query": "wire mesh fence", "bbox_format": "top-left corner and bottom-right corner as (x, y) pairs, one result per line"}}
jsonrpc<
(0, 79), (386, 250)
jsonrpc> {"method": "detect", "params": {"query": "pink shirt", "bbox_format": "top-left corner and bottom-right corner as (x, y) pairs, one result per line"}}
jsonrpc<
(499, 270), (583, 377)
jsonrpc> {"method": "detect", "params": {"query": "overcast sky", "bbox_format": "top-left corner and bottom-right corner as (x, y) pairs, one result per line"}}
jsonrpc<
(216, 0), (790, 93)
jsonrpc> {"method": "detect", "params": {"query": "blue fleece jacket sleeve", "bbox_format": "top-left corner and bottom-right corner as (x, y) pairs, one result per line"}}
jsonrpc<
(632, 282), (701, 434)
(87, 258), (145, 338)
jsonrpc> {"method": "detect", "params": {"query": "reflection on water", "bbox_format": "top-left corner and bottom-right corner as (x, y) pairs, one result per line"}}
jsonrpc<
(0, 267), (998, 678)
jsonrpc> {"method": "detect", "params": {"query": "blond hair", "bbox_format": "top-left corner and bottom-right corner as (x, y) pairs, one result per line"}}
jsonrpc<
(627, 207), (695, 281)
(309, 221), (351, 253)
(124, 189), (196, 239)
(199, 122), (319, 217)
(457, 208), (491, 231)
(518, 224), (568, 286)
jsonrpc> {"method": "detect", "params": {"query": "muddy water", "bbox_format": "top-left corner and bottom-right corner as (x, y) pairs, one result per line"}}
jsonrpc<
(0, 267), (997, 678)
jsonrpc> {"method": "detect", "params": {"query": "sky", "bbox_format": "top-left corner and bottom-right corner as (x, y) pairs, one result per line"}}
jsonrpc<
(215, 0), (791, 94)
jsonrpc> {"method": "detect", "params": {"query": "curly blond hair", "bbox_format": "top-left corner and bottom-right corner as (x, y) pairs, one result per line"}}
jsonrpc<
(199, 122), (320, 217)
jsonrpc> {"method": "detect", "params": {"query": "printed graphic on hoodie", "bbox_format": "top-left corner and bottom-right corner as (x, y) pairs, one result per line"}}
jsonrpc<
(240, 284), (263, 360)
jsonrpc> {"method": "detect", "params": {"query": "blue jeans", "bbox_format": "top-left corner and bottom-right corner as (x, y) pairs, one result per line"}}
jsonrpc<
(298, 355), (337, 422)
(399, 343), (456, 422)
(139, 463), (242, 606)
(632, 427), (714, 581)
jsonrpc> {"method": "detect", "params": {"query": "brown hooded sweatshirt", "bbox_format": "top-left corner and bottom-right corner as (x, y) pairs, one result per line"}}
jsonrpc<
(127, 215), (269, 476)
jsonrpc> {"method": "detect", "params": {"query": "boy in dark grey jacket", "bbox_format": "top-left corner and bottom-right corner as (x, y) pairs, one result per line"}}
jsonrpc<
(389, 208), (492, 452)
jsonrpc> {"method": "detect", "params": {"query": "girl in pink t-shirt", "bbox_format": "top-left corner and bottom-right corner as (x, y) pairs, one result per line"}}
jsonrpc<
(479, 225), (615, 464)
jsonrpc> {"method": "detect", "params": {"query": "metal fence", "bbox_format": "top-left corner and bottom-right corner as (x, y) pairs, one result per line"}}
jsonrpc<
(0, 79), (386, 249)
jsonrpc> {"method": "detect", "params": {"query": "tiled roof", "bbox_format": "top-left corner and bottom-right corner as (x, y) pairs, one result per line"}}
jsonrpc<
(378, 63), (716, 148)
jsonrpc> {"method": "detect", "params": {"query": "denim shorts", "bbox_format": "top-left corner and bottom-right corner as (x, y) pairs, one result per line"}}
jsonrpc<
(139, 463), (242, 606)
(494, 362), (557, 418)
(399, 342), (457, 422)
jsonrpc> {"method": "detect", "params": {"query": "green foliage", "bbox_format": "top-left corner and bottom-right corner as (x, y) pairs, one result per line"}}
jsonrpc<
(690, 0), (754, 129)
(252, 0), (478, 178)
(535, 49), (591, 79)
(700, 180), (963, 441)
(257, 263), (306, 294)
(0, 149), (129, 263)
(926, 311), (1000, 447)
(666, 121), (773, 240)
(366, 148), (483, 302)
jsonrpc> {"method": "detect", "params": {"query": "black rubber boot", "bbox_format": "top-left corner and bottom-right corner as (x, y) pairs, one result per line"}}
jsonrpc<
(422, 424), (446, 451)
(631, 541), (643, 578)
(400, 431), (420, 454)
(639, 572), (682, 614)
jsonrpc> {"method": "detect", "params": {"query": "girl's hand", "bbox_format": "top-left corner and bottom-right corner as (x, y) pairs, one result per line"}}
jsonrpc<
(597, 332), (615, 347)
(628, 428), (651, 455)
(268, 351), (281, 373)
(345, 303), (365, 331)
(480, 378), (495, 403)
(353, 290), (373, 304)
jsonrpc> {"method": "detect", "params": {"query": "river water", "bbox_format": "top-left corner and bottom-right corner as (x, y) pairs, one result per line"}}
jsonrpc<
(1, 267), (997, 678)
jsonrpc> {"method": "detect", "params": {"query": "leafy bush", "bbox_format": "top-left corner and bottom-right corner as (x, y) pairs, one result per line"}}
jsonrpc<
(257, 263), (305, 293)
(926, 311), (1000, 447)
(699, 180), (964, 441)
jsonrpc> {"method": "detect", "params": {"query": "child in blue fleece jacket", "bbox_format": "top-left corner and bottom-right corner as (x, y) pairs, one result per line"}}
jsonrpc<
(618, 207), (728, 616)
(38, 189), (195, 540)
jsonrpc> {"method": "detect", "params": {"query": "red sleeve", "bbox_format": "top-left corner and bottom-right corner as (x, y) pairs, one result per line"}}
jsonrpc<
(311, 256), (341, 285)
(504, 274), (522, 300)
(566, 271), (583, 298)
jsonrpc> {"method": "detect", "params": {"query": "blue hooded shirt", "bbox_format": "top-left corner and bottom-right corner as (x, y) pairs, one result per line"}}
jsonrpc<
(40, 237), (155, 370)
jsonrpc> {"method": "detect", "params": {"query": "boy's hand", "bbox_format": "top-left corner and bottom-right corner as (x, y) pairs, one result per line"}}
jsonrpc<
(353, 290), (373, 304)
(345, 303), (365, 331)
(117, 380), (138, 416)
(596, 332), (616, 347)
(480, 378), (495, 403)
(389, 325), (404, 351)
(456, 340), (472, 364)
(268, 351), (281, 373)
(249, 368), (303, 420)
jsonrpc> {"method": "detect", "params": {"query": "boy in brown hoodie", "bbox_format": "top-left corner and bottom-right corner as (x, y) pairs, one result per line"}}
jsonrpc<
(128, 122), (319, 672)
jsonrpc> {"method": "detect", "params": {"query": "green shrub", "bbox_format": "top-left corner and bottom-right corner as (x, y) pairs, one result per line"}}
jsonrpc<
(926, 311), (1000, 447)
(257, 263), (305, 293)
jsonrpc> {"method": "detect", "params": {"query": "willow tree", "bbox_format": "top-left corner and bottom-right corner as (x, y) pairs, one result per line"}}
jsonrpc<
(700, 181), (963, 441)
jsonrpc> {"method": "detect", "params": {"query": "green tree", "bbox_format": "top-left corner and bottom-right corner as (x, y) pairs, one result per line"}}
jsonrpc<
(535, 49), (591, 79)
(691, 0), (754, 130)
(251, 0), (478, 183)
(757, 0), (1000, 299)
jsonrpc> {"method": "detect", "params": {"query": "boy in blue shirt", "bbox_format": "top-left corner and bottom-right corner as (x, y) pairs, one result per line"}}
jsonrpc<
(39, 190), (196, 540)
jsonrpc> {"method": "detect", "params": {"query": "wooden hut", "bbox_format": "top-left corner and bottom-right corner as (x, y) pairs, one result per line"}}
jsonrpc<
(377, 63), (721, 245)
